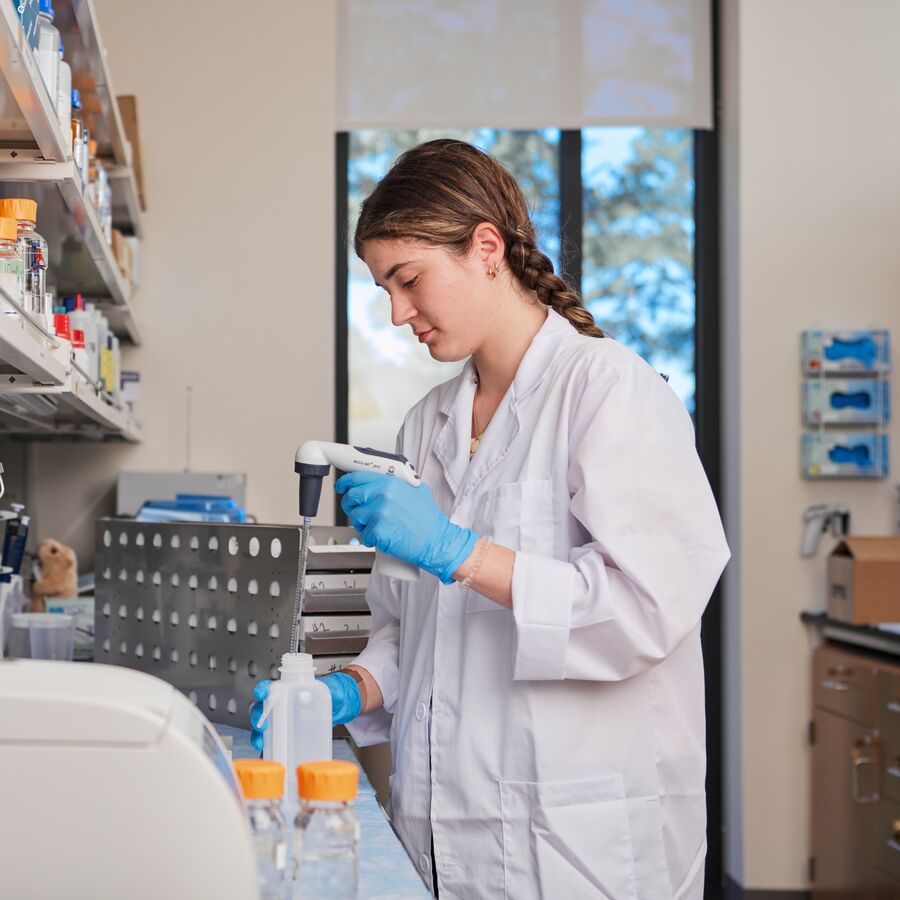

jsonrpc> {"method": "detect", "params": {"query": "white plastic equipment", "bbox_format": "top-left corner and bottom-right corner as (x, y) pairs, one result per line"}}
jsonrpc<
(294, 440), (422, 581)
(0, 660), (258, 899)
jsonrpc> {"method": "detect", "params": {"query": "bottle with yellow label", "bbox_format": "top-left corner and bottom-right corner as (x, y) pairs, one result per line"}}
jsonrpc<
(100, 333), (113, 395)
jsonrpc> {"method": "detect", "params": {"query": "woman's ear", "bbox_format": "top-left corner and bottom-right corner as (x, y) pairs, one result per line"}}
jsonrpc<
(471, 221), (505, 270)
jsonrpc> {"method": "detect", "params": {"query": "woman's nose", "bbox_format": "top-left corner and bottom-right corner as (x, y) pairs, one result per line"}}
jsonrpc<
(390, 293), (416, 327)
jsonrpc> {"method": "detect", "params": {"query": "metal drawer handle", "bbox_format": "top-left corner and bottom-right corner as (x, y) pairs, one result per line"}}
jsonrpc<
(888, 764), (900, 780)
(822, 677), (851, 692)
(887, 700), (900, 715)
(852, 746), (880, 804)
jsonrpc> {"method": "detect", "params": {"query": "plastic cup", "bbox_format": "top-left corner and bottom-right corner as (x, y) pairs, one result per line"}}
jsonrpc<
(8, 613), (75, 661)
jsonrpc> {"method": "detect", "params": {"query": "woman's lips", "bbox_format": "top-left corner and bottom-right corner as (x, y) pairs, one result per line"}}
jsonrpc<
(417, 329), (435, 343)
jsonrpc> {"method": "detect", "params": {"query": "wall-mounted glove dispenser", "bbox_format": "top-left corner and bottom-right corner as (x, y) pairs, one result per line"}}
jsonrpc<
(801, 329), (890, 480)
(802, 329), (890, 373)
(802, 432), (889, 478)
(803, 378), (890, 426)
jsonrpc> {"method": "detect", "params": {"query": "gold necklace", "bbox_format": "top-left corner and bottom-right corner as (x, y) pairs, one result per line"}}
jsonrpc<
(471, 400), (486, 455)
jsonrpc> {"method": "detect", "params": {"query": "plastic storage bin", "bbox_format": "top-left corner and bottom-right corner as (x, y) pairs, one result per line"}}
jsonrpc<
(8, 613), (75, 660)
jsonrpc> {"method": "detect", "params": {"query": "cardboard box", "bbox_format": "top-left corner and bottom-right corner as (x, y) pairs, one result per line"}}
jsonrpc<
(827, 537), (900, 624)
(117, 95), (146, 210)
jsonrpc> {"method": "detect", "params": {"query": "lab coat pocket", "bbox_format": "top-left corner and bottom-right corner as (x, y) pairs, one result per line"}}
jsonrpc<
(499, 774), (638, 900)
(468, 480), (554, 614)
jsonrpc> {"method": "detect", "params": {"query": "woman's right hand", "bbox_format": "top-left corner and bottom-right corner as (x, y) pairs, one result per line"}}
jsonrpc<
(249, 672), (364, 752)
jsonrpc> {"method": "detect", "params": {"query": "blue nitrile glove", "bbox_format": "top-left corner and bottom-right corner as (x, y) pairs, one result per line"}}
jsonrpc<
(249, 673), (364, 753)
(335, 471), (478, 584)
(249, 679), (271, 753)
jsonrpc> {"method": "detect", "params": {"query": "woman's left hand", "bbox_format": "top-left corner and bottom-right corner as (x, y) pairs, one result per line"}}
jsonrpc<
(335, 472), (478, 584)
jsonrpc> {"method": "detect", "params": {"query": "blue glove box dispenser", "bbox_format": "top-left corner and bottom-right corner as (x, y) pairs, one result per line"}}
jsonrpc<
(802, 432), (889, 478)
(802, 330), (890, 373)
(803, 378), (890, 425)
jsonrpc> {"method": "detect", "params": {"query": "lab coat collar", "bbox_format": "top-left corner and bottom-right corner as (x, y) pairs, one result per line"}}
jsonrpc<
(434, 309), (574, 501)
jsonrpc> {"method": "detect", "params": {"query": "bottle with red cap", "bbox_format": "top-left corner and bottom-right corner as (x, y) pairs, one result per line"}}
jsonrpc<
(64, 295), (101, 384)
(71, 329), (90, 375)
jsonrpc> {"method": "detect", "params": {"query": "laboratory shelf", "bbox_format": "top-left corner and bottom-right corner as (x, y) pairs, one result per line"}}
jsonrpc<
(53, 0), (144, 237)
(0, 286), (140, 441)
(0, 155), (141, 343)
(0, 1), (71, 162)
(0, 368), (141, 441)
(107, 163), (143, 239)
(0, 307), (68, 386)
(54, 0), (128, 165)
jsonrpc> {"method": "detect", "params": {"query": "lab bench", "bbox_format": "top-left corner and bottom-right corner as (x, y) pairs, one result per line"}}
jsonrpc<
(802, 612), (900, 899)
(216, 725), (429, 900)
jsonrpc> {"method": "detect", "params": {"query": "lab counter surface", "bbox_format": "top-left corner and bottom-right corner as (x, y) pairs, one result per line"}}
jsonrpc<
(216, 725), (431, 900)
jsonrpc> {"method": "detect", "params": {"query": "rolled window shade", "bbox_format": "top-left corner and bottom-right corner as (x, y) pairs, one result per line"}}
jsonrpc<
(337, 0), (712, 131)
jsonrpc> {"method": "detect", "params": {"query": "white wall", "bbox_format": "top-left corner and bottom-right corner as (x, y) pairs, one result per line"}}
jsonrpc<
(27, 0), (337, 563)
(722, 0), (900, 889)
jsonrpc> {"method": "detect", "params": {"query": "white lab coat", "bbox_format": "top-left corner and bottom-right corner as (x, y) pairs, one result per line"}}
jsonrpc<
(347, 309), (730, 899)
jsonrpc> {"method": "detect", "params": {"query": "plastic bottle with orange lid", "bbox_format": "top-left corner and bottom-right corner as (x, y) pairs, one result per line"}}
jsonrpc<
(292, 760), (360, 899)
(233, 759), (289, 900)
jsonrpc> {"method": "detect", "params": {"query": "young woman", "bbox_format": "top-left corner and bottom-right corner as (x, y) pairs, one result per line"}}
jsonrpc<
(256, 139), (729, 898)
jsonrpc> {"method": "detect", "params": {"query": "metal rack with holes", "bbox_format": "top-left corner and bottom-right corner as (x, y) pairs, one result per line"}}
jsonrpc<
(94, 520), (374, 729)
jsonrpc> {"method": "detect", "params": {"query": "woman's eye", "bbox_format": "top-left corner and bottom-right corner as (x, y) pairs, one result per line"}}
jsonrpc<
(402, 275), (419, 289)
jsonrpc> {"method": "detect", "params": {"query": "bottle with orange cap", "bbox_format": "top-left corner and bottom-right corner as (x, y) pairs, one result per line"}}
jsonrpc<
(233, 759), (289, 900)
(292, 760), (360, 899)
(0, 216), (24, 318)
(0, 199), (49, 323)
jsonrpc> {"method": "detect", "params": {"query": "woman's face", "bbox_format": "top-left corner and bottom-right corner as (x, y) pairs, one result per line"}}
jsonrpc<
(361, 238), (496, 362)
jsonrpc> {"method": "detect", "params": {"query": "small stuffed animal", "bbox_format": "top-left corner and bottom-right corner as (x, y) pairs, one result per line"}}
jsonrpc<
(27, 539), (77, 613)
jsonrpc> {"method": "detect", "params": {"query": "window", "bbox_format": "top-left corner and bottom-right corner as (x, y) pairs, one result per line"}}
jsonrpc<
(582, 128), (695, 413)
(343, 128), (695, 449)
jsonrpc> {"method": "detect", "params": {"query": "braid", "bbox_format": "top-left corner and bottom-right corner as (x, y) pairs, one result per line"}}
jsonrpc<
(507, 233), (605, 338)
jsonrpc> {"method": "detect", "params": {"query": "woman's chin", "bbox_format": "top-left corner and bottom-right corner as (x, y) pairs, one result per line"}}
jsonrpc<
(427, 342), (466, 363)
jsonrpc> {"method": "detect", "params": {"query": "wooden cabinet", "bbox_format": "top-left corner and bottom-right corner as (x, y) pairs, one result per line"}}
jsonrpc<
(812, 644), (900, 899)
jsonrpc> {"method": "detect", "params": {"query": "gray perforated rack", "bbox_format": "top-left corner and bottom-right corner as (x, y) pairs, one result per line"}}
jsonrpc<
(94, 520), (374, 729)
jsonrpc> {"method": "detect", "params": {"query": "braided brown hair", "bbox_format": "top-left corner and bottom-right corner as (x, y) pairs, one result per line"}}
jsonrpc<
(354, 139), (604, 339)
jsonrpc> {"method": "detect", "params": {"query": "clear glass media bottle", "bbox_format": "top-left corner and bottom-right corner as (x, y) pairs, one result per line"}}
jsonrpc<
(292, 761), (360, 900)
(233, 759), (289, 900)
(0, 199), (48, 322)
(0, 216), (24, 318)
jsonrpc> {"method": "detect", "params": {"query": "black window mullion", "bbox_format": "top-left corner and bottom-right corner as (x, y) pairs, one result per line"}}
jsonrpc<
(695, 0), (723, 890)
(558, 130), (583, 296)
(335, 130), (350, 524)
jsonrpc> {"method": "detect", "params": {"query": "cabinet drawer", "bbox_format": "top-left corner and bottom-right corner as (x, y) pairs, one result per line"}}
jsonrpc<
(877, 797), (900, 884)
(879, 670), (900, 742)
(815, 645), (877, 724)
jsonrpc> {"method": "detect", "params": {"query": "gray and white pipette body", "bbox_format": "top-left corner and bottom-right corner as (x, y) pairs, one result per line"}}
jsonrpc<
(291, 441), (422, 653)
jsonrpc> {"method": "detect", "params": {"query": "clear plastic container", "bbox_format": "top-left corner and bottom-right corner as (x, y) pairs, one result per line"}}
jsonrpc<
(35, 0), (59, 106)
(71, 89), (86, 186)
(233, 759), (289, 900)
(56, 42), (71, 134)
(292, 761), (360, 900)
(261, 653), (332, 817)
(8, 612), (75, 660)
(0, 199), (49, 321)
(0, 216), (24, 318)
